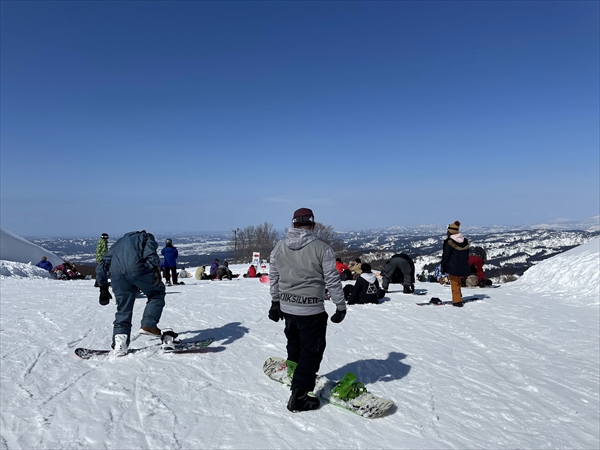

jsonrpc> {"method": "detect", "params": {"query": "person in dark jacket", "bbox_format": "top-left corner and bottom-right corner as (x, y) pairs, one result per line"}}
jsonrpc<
(344, 263), (385, 304)
(269, 207), (347, 413)
(96, 230), (171, 356)
(216, 261), (233, 280)
(35, 256), (53, 271)
(161, 239), (179, 286)
(381, 253), (415, 293)
(441, 221), (471, 307)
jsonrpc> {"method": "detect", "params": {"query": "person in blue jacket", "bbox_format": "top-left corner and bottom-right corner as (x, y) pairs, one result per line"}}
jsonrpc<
(161, 239), (179, 286)
(35, 256), (53, 271)
(96, 230), (171, 356)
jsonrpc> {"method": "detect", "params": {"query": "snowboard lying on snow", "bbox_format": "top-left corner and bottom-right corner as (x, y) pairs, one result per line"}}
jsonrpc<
(75, 337), (215, 359)
(263, 357), (393, 418)
(416, 296), (484, 306)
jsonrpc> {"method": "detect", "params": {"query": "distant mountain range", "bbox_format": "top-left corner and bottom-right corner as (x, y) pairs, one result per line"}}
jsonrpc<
(29, 217), (599, 282)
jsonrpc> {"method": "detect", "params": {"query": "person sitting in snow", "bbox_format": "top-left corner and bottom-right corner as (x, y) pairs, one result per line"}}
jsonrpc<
(343, 263), (385, 304)
(243, 264), (261, 278)
(335, 258), (353, 281)
(195, 265), (208, 280)
(35, 256), (53, 271)
(209, 259), (220, 279)
(215, 261), (233, 280)
(178, 267), (190, 279)
(51, 262), (76, 280)
(348, 258), (363, 279)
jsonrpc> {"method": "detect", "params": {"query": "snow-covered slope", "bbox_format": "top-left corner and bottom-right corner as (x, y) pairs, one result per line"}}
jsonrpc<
(0, 241), (598, 449)
(514, 237), (600, 301)
(0, 227), (64, 267)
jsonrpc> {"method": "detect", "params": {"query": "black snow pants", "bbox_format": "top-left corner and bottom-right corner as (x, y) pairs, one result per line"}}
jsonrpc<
(283, 311), (328, 392)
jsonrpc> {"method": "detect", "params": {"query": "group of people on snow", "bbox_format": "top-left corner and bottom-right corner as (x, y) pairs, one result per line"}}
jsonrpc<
(90, 207), (489, 413)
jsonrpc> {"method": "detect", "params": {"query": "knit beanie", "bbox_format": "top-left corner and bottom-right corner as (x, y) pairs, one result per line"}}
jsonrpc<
(360, 263), (372, 273)
(447, 221), (461, 235)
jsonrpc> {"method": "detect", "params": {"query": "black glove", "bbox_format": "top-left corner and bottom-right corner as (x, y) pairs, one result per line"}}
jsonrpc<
(268, 302), (284, 322)
(153, 268), (162, 287)
(331, 308), (346, 324)
(403, 285), (412, 294)
(99, 286), (112, 306)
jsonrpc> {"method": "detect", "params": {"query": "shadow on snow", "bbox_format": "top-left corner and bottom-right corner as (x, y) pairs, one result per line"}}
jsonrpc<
(323, 351), (411, 385)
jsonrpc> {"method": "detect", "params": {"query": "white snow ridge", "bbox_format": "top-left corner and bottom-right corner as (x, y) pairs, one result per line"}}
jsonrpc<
(0, 240), (598, 449)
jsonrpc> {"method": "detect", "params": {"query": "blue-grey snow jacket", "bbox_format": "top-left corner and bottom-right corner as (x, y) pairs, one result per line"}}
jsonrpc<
(269, 227), (346, 316)
(96, 231), (160, 287)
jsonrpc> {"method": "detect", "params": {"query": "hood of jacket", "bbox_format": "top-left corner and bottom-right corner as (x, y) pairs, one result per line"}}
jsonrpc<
(284, 227), (317, 250)
(360, 272), (377, 283)
(448, 233), (470, 251)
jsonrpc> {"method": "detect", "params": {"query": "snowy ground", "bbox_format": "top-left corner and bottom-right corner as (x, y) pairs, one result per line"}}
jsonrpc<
(1, 239), (599, 449)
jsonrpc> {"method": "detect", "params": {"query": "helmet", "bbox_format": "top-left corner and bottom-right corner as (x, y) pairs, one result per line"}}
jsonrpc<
(101, 233), (108, 239)
(165, 239), (172, 245)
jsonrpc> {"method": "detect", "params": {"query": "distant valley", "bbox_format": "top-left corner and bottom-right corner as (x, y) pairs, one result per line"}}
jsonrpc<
(30, 218), (599, 282)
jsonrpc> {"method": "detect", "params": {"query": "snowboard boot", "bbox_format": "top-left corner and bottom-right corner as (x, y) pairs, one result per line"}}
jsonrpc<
(160, 328), (179, 350)
(287, 388), (320, 413)
(112, 334), (129, 357)
(140, 326), (162, 337)
(452, 301), (464, 307)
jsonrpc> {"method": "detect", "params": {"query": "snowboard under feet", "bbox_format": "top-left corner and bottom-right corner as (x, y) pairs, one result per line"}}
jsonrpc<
(75, 337), (214, 359)
(263, 357), (393, 419)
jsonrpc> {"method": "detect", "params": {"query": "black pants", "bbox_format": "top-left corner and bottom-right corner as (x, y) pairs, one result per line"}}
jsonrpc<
(164, 266), (178, 284)
(283, 312), (328, 392)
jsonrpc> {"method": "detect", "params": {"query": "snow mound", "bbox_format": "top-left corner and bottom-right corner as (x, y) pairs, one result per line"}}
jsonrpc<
(514, 237), (600, 302)
(0, 227), (64, 266)
(0, 260), (55, 279)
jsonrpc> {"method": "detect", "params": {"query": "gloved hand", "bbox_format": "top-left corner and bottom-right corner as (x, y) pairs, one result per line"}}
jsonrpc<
(331, 308), (346, 324)
(268, 302), (284, 322)
(99, 286), (112, 306)
(403, 285), (412, 294)
(152, 268), (162, 287)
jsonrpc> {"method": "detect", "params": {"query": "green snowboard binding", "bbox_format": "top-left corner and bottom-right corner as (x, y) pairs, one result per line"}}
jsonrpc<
(331, 372), (367, 401)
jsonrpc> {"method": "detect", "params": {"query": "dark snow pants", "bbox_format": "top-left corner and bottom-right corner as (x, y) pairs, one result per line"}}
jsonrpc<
(283, 312), (328, 392)
(111, 268), (166, 345)
(164, 266), (178, 285)
(382, 257), (413, 291)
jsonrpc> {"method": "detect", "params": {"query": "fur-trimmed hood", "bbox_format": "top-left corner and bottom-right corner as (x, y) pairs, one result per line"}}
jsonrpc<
(447, 233), (470, 251)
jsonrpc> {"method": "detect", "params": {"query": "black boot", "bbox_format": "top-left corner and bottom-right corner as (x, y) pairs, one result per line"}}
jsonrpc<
(287, 388), (320, 412)
(452, 301), (464, 307)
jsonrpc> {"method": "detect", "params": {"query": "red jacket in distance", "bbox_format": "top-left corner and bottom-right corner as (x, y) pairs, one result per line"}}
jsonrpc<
(335, 261), (350, 274)
(247, 265), (257, 278)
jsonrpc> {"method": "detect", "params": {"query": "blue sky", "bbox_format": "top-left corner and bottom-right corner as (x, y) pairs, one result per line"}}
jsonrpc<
(1, 1), (598, 237)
